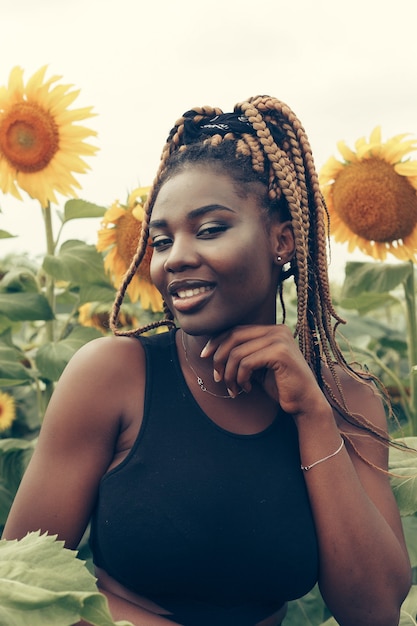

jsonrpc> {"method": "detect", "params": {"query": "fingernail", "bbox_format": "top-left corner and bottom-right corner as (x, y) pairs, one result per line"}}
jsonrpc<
(227, 388), (236, 398)
(213, 369), (221, 382)
(200, 345), (209, 358)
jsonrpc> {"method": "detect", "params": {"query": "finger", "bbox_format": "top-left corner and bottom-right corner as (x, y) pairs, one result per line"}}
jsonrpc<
(221, 337), (278, 396)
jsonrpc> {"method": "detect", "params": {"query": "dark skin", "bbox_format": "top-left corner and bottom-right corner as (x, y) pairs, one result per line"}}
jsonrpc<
(3, 166), (411, 626)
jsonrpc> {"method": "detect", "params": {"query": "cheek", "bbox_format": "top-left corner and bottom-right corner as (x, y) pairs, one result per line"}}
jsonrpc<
(150, 254), (164, 289)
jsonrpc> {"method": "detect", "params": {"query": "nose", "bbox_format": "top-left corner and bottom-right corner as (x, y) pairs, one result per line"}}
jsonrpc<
(164, 236), (200, 273)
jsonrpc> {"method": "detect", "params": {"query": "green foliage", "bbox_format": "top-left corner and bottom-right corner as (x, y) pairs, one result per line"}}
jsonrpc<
(0, 438), (36, 526)
(0, 292), (54, 322)
(0, 229), (16, 239)
(342, 261), (412, 299)
(62, 199), (107, 223)
(35, 326), (102, 381)
(283, 585), (329, 625)
(43, 239), (110, 285)
(0, 344), (34, 386)
(0, 194), (162, 538)
(335, 261), (417, 432)
(390, 438), (417, 516)
(0, 531), (132, 626)
(0, 203), (134, 416)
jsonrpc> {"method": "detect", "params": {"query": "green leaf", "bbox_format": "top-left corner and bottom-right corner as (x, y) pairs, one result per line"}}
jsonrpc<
(340, 292), (399, 315)
(0, 268), (39, 293)
(378, 335), (409, 354)
(0, 345), (33, 384)
(78, 282), (116, 306)
(35, 326), (102, 381)
(342, 261), (412, 298)
(63, 199), (107, 223)
(402, 516), (417, 567)
(0, 438), (36, 525)
(43, 240), (109, 285)
(0, 230), (16, 239)
(0, 531), (133, 626)
(400, 585), (417, 624)
(0, 313), (12, 334)
(284, 585), (327, 625)
(12, 385), (41, 431)
(0, 293), (54, 321)
(389, 438), (417, 516)
(336, 314), (393, 341)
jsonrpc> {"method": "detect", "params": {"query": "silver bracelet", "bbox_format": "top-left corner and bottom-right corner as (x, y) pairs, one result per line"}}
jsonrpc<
(301, 437), (344, 471)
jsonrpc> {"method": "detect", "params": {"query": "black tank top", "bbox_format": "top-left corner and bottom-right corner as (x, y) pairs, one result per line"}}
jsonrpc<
(90, 329), (319, 626)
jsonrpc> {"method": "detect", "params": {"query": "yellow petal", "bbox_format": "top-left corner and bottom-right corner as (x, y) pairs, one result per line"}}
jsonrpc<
(369, 126), (382, 144)
(337, 140), (358, 163)
(394, 162), (417, 176)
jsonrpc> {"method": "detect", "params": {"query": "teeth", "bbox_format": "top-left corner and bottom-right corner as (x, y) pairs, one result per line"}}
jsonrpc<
(177, 286), (211, 299)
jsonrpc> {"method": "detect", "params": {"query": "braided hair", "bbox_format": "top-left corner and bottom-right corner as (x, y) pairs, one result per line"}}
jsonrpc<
(109, 95), (391, 444)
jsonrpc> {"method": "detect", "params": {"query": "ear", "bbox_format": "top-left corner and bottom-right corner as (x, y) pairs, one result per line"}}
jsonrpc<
(270, 220), (295, 265)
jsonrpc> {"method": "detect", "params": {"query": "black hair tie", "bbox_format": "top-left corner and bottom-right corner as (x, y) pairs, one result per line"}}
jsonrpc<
(182, 111), (286, 148)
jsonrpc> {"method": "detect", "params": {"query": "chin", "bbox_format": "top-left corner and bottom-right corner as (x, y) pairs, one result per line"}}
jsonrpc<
(177, 317), (237, 338)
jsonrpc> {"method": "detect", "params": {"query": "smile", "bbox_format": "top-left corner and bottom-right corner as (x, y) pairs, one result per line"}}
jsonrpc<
(176, 286), (212, 299)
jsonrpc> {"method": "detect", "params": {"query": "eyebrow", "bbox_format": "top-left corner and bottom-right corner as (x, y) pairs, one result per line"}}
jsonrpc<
(149, 204), (236, 229)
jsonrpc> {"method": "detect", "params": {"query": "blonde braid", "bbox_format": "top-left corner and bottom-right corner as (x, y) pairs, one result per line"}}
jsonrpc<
(239, 97), (390, 437)
(239, 99), (310, 351)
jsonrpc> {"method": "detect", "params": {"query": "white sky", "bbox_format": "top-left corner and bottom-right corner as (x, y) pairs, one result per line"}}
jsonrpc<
(1, 0), (417, 281)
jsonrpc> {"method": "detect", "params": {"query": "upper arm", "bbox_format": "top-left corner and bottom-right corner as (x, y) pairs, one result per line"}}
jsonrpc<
(2, 335), (145, 549)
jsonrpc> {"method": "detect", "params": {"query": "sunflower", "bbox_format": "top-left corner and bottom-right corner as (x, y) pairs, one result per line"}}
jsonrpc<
(320, 127), (417, 261)
(0, 391), (16, 433)
(0, 65), (98, 207)
(97, 187), (163, 313)
(78, 302), (139, 333)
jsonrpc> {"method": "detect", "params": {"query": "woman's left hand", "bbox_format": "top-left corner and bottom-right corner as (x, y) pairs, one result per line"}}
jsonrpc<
(200, 324), (327, 416)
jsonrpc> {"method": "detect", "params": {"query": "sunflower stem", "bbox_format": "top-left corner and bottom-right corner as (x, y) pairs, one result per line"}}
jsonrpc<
(404, 261), (417, 435)
(42, 203), (56, 340)
(41, 202), (57, 412)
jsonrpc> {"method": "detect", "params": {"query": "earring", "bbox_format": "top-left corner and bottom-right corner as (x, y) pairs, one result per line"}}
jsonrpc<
(276, 255), (282, 263)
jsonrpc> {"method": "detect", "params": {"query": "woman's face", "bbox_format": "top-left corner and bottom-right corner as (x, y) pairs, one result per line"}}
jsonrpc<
(149, 165), (282, 337)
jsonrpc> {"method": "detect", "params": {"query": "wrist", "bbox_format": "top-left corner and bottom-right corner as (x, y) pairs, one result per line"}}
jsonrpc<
(291, 398), (335, 431)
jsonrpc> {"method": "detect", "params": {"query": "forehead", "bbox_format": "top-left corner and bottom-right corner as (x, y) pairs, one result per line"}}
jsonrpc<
(152, 166), (260, 217)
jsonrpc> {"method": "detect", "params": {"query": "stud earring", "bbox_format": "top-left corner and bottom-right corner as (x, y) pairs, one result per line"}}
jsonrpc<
(276, 255), (282, 262)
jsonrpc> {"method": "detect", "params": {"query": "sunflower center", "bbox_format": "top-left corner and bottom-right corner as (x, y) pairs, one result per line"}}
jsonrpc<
(332, 157), (417, 242)
(0, 101), (59, 172)
(116, 211), (153, 280)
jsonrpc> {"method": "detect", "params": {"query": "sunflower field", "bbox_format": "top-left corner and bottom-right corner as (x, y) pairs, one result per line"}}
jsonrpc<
(0, 66), (416, 625)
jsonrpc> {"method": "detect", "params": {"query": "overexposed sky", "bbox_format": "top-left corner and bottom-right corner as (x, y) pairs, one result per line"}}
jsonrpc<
(1, 0), (417, 280)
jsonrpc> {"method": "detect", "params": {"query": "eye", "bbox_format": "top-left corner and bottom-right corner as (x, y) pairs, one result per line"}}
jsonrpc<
(150, 235), (172, 251)
(197, 223), (229, 238)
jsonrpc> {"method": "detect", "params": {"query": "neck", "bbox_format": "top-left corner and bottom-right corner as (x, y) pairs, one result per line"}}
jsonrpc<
(180, 330), (241, 400)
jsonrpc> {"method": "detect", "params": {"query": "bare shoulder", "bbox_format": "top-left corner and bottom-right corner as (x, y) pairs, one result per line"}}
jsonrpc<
(42, 334), (147, 443)
(63, 334), (146, 378)
(322, 361), (388, 435)
(321, 362), (391, 473)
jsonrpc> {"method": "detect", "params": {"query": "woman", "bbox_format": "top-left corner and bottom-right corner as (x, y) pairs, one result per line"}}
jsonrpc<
(3, 96), (411, 626)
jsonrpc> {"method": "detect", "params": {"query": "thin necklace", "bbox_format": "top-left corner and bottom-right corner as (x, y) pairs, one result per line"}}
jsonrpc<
(181, 332), (243, 399)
